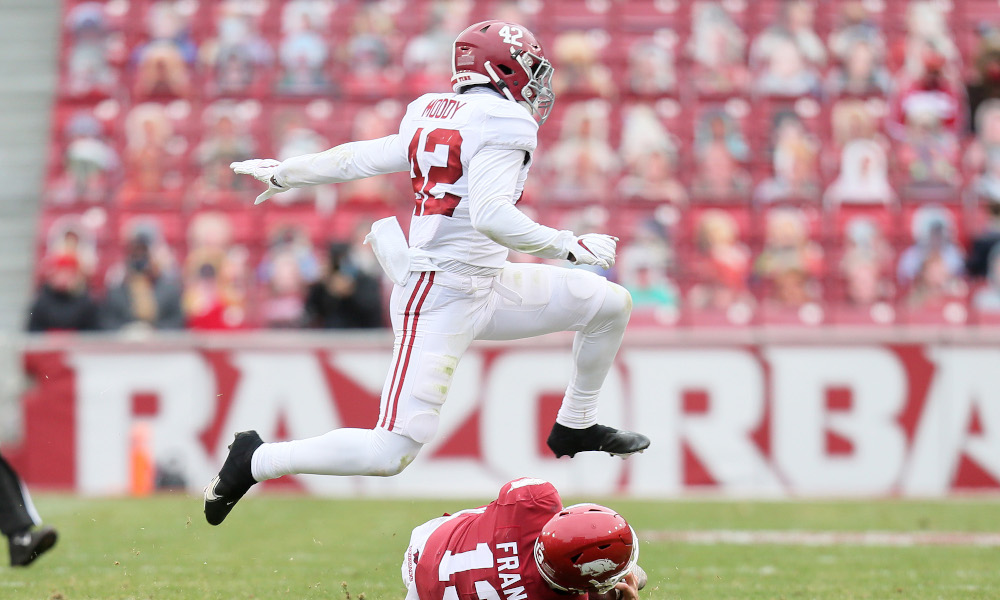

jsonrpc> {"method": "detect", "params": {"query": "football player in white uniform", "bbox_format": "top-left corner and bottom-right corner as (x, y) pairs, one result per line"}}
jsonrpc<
(205, 20), (650, 526)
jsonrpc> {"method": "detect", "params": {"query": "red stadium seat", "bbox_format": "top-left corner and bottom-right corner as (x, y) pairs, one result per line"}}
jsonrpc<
(543, 0), (614, 31)
(261, 205), (332, 246)
(825, 203), (902, 244)
(325, 204), (400, 243)
(116, 210), (186, 246)
(186, 207), (263, 246)
(619, 0), (689, 33)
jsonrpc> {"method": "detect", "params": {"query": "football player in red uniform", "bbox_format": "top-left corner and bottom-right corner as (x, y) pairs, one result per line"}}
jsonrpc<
(401, 477), (646, 600)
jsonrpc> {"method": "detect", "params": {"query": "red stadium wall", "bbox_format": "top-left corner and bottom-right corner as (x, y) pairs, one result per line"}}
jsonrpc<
(8, 331), (999, 497)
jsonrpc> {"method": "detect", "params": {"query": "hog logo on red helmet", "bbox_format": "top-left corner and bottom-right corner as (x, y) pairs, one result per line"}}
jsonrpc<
(450, 20), (555, 125)
(577, 558), (621, 577)
(533, 504), (639, 595)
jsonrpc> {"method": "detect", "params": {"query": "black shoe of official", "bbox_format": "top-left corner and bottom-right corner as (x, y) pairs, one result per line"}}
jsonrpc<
(547, 423), (650, 458)
(204, 430), (264, 526)
(9, 526), (58, 567)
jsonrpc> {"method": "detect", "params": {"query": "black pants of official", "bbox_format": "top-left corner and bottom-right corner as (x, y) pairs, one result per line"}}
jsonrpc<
(0, 454), (35, 537)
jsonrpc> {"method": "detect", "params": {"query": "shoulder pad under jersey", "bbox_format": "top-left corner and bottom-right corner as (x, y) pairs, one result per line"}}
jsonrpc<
(496, 477), (560, 508)
(480, 102), (539, 153)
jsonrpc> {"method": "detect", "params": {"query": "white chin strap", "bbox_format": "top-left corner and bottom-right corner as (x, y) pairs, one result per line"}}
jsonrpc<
(483, 61), (517, 102)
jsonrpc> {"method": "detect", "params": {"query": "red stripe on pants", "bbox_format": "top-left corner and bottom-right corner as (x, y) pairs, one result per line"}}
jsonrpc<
(386, 272), (435, 432)
(380, 272), (428, 429)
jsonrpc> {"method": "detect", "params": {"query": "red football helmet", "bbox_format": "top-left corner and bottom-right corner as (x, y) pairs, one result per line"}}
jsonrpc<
(451, 20), (555, 124)
(533, 504), (639, 595)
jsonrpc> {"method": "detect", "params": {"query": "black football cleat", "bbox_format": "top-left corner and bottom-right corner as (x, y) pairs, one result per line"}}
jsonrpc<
(547, 423), (650, 458)
(9, 526), (58, 567)
(204, 430), (264, 526)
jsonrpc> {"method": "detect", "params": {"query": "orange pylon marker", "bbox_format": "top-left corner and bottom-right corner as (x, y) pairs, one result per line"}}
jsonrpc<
(130, 422), (155, 496)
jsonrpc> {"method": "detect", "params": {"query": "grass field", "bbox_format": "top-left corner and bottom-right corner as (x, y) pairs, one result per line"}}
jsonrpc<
(2, 493), (998, 600)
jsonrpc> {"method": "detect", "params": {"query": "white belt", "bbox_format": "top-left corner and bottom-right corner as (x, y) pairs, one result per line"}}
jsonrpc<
(492, 280), (522, 305)
(364, 217), (521, 305)
(419, 269), (522, 306)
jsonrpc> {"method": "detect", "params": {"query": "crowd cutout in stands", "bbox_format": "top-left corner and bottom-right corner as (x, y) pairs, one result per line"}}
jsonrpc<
(30, 0), (1000, 332)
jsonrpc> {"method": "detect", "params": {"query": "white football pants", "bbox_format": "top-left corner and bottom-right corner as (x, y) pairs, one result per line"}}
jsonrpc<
(251, 262), (632, 481)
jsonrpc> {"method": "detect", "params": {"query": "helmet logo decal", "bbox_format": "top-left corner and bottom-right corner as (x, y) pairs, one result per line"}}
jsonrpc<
(498, 25), (523, 47)
(576, 559), (621, 577)
(534, 541), (546, 565)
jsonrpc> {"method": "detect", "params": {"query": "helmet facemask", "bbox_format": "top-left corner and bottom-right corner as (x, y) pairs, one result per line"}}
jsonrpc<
(481, 47), (555, 125)
(516, 50), (555, 125)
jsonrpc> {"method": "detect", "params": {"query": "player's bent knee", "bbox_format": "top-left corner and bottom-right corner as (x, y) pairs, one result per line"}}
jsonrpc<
(595, 282), (632, 326)
(373, 455), (415, 477)
(371, 428), (424, 476)
(614, 283), (633, 318)
(606, 282), (632, 313)
(397, 353), (456, 445)
(405, 411), (441, 445)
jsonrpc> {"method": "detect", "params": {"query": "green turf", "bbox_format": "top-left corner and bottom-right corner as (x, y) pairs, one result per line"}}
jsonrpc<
(1, 494), (997, 599)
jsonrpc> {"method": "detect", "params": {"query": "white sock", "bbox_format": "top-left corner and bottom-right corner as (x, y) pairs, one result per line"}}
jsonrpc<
(251, 427), (423, 480)
(556, 285), (630, 429)
(250, 441), (292, 482)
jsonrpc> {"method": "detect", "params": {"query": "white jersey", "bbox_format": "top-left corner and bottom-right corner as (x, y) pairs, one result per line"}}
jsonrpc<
(272, 88), (573, 276)
(400, 89), (536, 272)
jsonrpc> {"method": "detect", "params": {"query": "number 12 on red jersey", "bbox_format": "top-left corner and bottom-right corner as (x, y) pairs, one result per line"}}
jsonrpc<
(439, 544), (503, 600)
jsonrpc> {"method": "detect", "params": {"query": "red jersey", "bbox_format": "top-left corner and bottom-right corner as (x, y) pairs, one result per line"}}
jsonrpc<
(413, 478), (586, 600)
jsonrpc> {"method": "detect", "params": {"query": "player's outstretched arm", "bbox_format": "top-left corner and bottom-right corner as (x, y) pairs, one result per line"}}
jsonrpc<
(467, 147), (618, 269)
(231, 135), (410, 205)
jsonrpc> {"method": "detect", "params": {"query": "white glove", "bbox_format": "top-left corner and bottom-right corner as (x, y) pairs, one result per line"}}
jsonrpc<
(230, 159), (285, 205)
(567, 233), (618, 270)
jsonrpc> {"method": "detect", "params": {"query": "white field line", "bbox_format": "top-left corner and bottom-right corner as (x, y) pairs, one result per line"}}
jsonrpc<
(640, 530), (1000, 547)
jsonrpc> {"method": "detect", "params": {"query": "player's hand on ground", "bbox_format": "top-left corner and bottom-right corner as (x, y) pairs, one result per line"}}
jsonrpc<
(230, 159), (285, 205)
(587, 566), (645, 600)
(613, 569), (641, 600)
(630, 564), (647, 591)
(567, 233), (618, 270)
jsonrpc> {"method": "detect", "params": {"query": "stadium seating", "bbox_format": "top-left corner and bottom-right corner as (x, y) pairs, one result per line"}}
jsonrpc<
(39, 0), (1000, 329)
